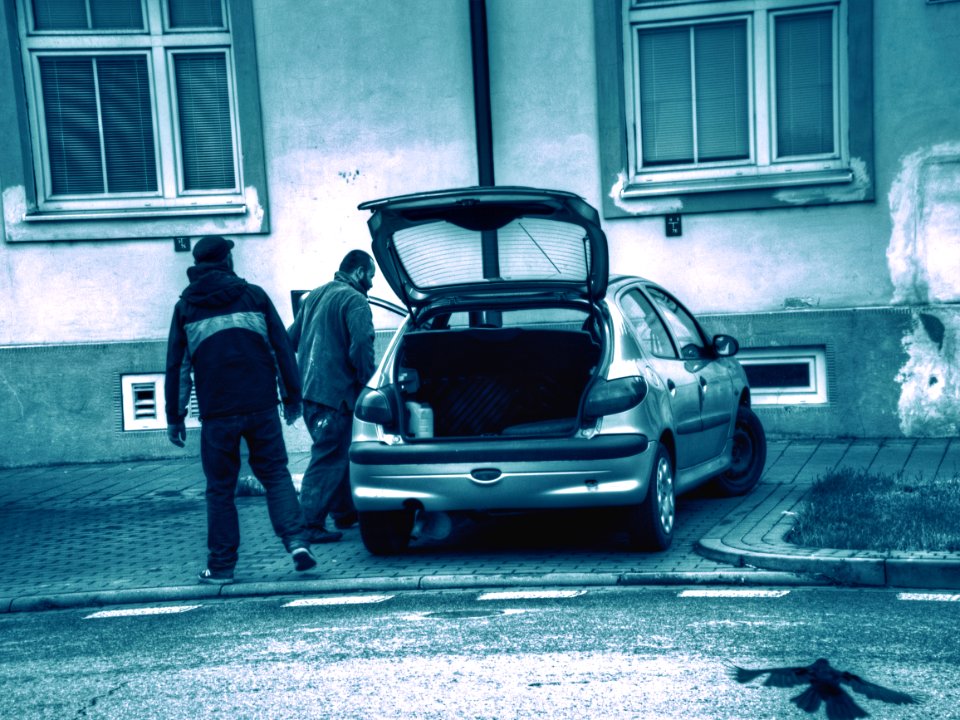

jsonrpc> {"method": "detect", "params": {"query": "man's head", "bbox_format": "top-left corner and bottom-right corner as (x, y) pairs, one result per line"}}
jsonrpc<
(340, 250), (376, 294)
(193, 235), (234, 266)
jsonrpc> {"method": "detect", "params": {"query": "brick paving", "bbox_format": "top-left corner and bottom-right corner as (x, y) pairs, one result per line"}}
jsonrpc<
(1, 438), (958, 613)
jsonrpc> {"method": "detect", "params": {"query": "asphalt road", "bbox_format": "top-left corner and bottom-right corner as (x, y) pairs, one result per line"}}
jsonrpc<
(1, 586), (957, 719)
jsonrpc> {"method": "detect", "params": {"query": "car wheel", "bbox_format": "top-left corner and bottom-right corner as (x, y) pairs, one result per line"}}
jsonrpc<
(358, 510), (415, 556)
(626, 444), (675, 551)
(713, 405), (767, 496)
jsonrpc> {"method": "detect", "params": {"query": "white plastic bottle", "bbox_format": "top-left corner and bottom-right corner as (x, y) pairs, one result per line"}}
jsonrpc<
(405, 401), (434, 438)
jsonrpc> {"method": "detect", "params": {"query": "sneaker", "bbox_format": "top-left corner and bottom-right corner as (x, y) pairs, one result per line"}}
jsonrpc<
(292, 547), (317, 572)
(333, 511), (359, 530)
(198, 568), (234, 585)
(308, 528), (343, 544)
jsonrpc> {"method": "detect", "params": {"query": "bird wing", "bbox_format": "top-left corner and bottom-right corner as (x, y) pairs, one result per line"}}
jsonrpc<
(789, 685), (823, 713)
(823, 687), (869, 720)
(841, 672), (921, 705)
(727, 663), (810, 687)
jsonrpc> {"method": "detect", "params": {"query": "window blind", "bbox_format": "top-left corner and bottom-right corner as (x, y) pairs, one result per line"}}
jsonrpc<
(40, 57), (103, 194)
(639, 21), (748, 167)
(97, 56), (157, 193)
(694, 21), (748, 162)
(40, 55), (157, 196)
(638, 27), (694, 165)
(174, 52), (236, 191)
(775, 11), (834, 157)
(168, 0), (223, 29)
(32, 0), (143, 30)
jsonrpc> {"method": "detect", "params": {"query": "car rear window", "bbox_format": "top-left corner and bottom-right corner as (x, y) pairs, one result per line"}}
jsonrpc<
(392, 218), (592, 288)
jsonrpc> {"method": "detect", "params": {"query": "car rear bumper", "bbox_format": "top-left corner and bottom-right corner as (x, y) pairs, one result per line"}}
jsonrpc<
(349, 434), (654, 512)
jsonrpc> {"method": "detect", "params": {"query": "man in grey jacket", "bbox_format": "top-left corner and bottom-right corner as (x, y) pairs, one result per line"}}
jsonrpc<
(289, 250), (377, 543)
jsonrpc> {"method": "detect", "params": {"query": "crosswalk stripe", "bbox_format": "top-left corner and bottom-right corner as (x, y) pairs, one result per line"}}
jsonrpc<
(679, 589), (791, 598)
(478, 590), (588, 601)
(84, 605), (200, 619)
(283, 594), (394, 607)
(897, 592), (960, 602)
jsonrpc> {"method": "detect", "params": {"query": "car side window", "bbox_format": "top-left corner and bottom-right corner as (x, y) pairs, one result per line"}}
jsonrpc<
(646, 286), (706, 359)
(620, 289), (676, 359)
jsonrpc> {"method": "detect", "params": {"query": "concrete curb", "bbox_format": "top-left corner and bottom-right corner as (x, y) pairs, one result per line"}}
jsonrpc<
(698, 536), (960, 590)
(0, 569), (822, 615)
(696, 488), (960, 590)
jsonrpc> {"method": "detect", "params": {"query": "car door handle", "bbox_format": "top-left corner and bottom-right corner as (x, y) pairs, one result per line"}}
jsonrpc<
(667, 379), (677, 396)
(699, 376), (708, 393)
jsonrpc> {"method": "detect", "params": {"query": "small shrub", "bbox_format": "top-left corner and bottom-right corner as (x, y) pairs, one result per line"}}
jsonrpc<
(787, 467), (960, 552)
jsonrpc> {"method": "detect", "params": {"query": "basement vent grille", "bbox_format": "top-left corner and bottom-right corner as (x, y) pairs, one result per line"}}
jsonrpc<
(131, 382), (158, 420)
(737, 347), (828, 405)
(121, 373), (201, 431)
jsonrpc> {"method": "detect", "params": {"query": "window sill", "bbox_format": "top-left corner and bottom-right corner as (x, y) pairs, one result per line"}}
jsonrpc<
(620, 168), (854, 199)
(23, 204), (248, 222)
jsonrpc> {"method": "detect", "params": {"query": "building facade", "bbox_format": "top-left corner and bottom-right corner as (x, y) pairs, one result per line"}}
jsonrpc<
(1, 0), (957, 467)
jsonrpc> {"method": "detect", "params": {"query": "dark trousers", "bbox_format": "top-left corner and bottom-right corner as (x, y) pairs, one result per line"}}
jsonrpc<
(300, 401), (357, 531)
(200, 407), (309, 572)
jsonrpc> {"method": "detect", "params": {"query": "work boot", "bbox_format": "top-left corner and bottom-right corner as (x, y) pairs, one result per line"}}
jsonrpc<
(292, 547), (318, 572)
(308, 528), (343, 544)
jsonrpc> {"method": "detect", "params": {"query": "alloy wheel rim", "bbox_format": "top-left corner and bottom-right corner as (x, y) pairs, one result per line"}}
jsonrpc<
(657, 456), (675, 534)
(730, 425), (754, 476)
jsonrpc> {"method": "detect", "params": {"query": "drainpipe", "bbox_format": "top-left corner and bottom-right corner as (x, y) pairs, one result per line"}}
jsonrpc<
(469, 0), (495, 187)
(469, 0), (499, 288)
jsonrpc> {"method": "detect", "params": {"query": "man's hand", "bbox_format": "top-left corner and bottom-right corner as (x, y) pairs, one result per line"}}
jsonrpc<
(167, 422), (187, 447)
(283, 401), (303, 426)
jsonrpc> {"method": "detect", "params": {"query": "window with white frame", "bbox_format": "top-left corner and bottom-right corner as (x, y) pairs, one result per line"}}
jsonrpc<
(737, 346), (828, 405)
(624, 0), (849, 196)
(16, 0), (243, 216)
(592, 0), (873, 215)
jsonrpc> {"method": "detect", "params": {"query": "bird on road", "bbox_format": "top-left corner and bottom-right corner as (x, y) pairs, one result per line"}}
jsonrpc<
(728, 657), (923, 719)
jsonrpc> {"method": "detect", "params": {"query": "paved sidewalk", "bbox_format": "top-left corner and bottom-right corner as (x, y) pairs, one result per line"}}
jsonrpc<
(1, 438), (958, 613)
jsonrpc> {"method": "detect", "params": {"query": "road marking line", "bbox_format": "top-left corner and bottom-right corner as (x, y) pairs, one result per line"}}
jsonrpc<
(283, 594), (394, 607)
(897, 592), (960, 602)
(478, 590), (588, 601)
(679, 589), (791, 598)
(84, 605), (200, 619)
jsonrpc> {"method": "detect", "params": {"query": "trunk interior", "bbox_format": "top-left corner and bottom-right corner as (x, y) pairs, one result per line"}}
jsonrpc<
(394, 327), (602, 438)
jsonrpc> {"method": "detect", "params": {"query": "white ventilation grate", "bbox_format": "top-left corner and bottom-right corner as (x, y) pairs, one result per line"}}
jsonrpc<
(121, 373), (201, 431)
(131, 382), (158, 420)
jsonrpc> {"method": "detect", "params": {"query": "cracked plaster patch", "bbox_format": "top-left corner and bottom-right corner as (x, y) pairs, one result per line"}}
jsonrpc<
(887, 144), (960, 305)
(888, 145), (960, 436)
(772, 157), (870, 205)
(896, 308), (960, 437)
(609, 172), (683, 215)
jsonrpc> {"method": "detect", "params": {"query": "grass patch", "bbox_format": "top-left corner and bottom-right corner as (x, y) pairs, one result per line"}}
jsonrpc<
(787, 467), (960, 553)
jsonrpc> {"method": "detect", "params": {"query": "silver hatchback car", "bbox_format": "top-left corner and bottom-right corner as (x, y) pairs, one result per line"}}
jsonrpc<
(351, 187), (765, 555)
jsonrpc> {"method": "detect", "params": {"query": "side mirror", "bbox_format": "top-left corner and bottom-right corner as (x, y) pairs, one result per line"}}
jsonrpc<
(712, 334), (739, 357)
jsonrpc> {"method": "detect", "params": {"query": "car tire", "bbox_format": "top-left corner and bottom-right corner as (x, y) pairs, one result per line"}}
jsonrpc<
(626, 444), (675, 552)
(713, 405), (767, 496)
(358, 510), (414, 555)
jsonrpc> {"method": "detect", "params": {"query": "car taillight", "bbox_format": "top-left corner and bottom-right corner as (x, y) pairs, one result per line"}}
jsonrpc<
(584, 376), (647, 418)
(355, 388), (394, 425)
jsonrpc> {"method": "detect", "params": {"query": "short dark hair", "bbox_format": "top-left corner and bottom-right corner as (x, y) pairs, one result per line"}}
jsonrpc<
(339, 249), (374, 273)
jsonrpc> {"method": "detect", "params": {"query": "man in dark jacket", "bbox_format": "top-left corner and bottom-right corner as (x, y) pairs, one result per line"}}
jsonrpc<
(288, 250), (377, 543)
(165, 235), (316, 584)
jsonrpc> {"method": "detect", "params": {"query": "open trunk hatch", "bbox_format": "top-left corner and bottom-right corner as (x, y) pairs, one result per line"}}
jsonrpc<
(359, 186), (609, 314)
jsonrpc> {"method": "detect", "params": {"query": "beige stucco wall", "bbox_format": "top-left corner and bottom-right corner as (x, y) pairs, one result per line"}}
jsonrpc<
(3, 1), (958, 339)
(1, 0), (959, 464)
(0, 0), (479, 346)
